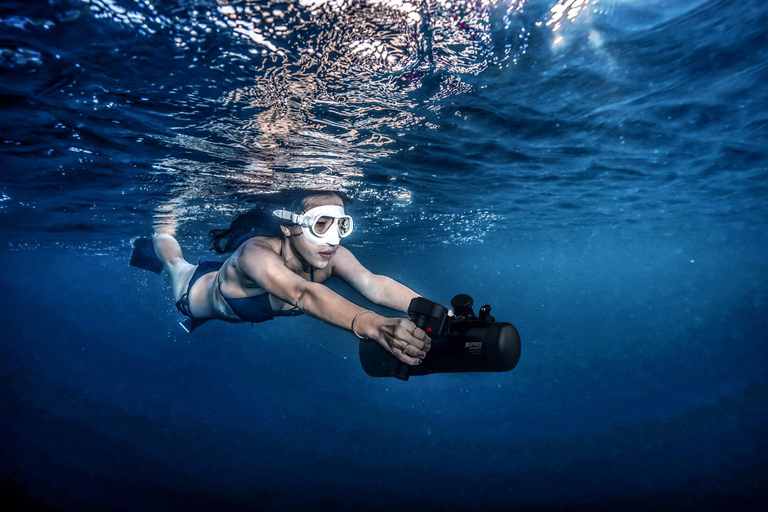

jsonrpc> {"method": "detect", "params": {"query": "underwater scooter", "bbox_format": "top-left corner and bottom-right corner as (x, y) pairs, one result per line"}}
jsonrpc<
(358, 294), (521, 381)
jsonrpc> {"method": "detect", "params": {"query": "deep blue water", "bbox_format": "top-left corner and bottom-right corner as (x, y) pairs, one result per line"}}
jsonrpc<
(1, 0), (767, 510)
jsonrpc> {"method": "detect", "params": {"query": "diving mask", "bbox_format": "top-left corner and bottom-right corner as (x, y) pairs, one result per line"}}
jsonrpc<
(273, 205), (353, 245)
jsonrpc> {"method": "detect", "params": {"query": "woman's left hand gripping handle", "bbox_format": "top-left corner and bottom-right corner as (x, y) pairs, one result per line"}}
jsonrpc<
(366, 316), (432, 366)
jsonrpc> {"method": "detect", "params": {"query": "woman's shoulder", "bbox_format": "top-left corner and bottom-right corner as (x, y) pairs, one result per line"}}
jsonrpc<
(332, 245), (357, 261)
(227, 237), (282, 285)
(231, 237), (280, 271)
(238, 236), (280, 255)
(329, 245), (367, 276)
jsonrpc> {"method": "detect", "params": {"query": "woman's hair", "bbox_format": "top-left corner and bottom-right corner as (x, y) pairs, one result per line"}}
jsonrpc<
(209, 189), (350, 253)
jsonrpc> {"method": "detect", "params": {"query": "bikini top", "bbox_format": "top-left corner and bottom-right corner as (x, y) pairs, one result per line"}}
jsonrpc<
(219, 267), (313, 323)
(219, 246), (314, 323)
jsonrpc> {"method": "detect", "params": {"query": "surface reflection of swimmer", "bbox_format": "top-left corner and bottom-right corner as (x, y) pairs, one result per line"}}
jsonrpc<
(131, 189), (431, 366)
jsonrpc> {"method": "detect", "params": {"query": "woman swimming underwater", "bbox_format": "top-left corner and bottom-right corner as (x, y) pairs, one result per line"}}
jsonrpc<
(133, 189), (431, 366)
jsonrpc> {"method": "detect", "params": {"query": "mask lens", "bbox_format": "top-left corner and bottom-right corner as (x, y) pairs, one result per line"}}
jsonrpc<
(338, 217), (352, 236)
(312, 216), (334, 235)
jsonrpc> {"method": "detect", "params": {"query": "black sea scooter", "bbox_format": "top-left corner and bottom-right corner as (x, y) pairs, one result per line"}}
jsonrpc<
(359, 294), (521, 381)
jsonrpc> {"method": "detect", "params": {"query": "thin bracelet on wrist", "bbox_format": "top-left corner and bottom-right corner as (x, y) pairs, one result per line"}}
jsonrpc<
(352, 310), (373, 339)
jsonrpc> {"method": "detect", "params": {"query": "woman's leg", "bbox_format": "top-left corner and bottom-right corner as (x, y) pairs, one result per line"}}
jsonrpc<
(152, 233), (196, 302)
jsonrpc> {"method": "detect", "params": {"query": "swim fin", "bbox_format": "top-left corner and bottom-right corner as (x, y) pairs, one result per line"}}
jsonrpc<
(129, 237), (164, 274)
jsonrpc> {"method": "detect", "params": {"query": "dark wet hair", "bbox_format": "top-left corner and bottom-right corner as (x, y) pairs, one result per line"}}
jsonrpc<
(209, 189), (351, 254)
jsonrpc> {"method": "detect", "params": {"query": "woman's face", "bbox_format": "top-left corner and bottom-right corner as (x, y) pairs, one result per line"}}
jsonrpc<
(286, 193), (345, 270)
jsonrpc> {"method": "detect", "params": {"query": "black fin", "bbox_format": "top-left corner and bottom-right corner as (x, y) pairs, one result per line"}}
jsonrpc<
(129, 237), (163, 274)
(179, 319), (192, 333)
(179, 317), (208, 333)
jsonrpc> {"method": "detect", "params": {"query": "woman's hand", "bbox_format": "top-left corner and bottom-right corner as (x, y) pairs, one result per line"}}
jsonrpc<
(360, 315), (432, 366)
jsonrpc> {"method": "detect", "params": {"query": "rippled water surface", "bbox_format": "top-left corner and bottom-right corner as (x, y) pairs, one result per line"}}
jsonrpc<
(3, 0), (765, 244)
(1, 1), (767, 510)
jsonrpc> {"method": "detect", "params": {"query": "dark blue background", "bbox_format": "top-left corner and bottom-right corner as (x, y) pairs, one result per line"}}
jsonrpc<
(2, 228), (766, 510)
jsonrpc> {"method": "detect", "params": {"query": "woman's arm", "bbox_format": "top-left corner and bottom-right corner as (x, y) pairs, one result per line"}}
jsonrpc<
(330, 246), (420, 313)
(237, 240), (430, 365)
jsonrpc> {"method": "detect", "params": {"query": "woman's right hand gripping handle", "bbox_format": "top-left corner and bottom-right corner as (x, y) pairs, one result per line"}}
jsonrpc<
(357, 313), (432, 366)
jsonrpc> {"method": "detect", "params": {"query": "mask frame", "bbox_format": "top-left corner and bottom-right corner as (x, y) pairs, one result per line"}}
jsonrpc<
(273, 205), (353, 245)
